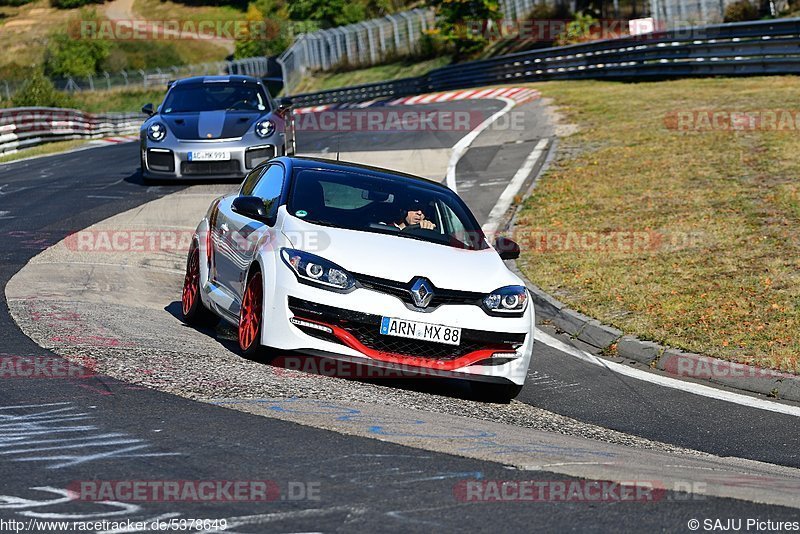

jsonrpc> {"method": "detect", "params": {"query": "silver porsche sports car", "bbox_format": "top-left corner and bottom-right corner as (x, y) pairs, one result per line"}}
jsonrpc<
(139, 75), (291, 181)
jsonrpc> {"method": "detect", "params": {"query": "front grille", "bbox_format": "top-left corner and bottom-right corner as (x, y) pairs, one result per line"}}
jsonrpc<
(245, 146), (274, 169)
(181, 160), (241, 176)
(147, 149), (174, 172)
(346, 323), (485, 360)
(288, 297), (524, 361)
(353, 273), (483, 308)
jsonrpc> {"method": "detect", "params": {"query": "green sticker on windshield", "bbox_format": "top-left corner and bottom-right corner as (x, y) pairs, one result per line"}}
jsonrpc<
(296, 210), (308, 217)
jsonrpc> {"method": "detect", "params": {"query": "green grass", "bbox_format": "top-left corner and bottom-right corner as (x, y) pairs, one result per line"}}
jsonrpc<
(0, 87), (167, 112)
(0, 139), (90, 163)
(292, 56), (452, 94)
(133, 0), (245, 26)
(68, 87), (166, 112)
(515, 77), (800, 374)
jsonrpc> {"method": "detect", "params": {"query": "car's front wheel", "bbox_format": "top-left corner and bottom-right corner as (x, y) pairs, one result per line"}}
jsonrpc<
(238, 269), (264, 356)
(181, 244), (218, 327)
(470, 381), (523, 403)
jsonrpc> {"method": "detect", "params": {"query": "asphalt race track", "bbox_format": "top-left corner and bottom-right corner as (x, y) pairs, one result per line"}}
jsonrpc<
(1, 97), (799, 532)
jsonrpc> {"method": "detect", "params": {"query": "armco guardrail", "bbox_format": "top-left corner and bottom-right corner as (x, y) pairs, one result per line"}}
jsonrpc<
(0, 108), (140, 156)
(289, 17), (800, 106)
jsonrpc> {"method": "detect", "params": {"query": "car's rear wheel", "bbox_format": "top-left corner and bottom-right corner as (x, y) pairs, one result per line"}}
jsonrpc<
(181, 244), (218, 327)
(470, 381), (523, 403)
(238, 269), (263, 355)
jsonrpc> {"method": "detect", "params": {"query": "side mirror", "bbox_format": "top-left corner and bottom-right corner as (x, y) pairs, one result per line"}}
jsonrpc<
(141, 103), (154, 116)
(495, 236), (520, 260)
(232, 196), (272, 224)
(276, 97), (293, 116)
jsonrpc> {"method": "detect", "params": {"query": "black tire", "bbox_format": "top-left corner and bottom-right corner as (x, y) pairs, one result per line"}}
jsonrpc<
(181, 244), (218, 328)
(470, 381), (523, 403)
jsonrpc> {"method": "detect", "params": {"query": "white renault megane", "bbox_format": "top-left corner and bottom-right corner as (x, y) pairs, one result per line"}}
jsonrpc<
(181, 156), (534, 400)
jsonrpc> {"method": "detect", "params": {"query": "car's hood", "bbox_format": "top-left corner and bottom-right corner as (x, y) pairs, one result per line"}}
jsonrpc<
(280, 213), (521, 293)
(157, 111), (263, 140)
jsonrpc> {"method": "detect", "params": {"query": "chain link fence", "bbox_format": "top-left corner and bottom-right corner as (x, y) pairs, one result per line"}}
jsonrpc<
(278, 1), (545, 94)
(277, 8), (436, 94)
(1, 57), (269, 102)
(0, 1), (547, 101)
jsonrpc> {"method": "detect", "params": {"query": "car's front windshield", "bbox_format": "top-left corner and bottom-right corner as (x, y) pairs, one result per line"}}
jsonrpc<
(287, 168), (489, 250)
(161, 83), (270, 113)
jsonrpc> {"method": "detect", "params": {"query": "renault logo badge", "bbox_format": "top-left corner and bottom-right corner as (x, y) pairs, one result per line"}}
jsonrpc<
(410, 278), (434, 308)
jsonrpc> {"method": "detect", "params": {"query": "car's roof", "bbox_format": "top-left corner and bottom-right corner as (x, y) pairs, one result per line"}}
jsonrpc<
(172, 75), (263, 86)
(284, 156), (448, 191)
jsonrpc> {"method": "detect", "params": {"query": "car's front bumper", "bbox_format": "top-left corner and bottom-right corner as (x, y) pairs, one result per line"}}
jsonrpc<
(142, 135), (285, 180)
(261, 269), (535, 385)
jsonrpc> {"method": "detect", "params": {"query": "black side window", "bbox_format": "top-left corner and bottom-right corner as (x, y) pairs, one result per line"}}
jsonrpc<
(240, 167), (265, 196)
(251, 164), (285, 220)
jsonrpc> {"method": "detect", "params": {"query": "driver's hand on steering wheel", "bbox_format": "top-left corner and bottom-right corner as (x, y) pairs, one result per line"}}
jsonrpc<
(419, 220), (436, 230)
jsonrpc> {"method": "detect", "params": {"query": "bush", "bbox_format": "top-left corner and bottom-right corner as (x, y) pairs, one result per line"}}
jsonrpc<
(234, 3), (291, 58)
(102, 41), (185, 71)
(724, 0), (759, 21)
(44, 32), (111, 78)
(554, 11), (599, 46)
(50, 0), (105, 9)
(0, 0), (36, 6)
(429, 0), (502, 60)
(12, 71), (73, 108)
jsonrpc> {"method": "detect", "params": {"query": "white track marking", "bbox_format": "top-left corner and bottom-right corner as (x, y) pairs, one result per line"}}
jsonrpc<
(481, 138), (549, 235)
(534, 329), (800, 417)
(446, 97), (517, 193)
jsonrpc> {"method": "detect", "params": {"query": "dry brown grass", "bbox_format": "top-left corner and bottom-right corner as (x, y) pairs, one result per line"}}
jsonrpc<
(516, 77), (800, 373)
(0, 0), (73, 67)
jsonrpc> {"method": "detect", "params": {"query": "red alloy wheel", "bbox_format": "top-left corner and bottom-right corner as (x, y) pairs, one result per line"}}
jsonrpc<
(239, 273), (263, 351)
(182, 248), (200, 316)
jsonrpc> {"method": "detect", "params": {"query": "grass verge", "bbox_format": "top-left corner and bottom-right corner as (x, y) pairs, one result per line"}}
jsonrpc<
(69, 87), (165, 113)
(0, 139), (91, 164)
(515, 77), (800, 373)
(292, 56), (452, 94)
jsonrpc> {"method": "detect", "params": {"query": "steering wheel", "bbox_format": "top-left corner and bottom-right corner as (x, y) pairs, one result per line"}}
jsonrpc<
(401, 224), (422, 231)
(226, 101), (255, 111)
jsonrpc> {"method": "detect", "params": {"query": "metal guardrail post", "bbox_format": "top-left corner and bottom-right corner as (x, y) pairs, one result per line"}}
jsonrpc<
(399, 12), (415, 52)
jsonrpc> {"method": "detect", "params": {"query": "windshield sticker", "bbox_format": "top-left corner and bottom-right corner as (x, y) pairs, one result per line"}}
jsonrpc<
(296, 210), (308, 218)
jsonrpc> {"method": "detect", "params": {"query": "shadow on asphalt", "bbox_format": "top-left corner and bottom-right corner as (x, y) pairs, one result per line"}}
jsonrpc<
(164, 300), (507, 404)
(124, 169), (243, 188)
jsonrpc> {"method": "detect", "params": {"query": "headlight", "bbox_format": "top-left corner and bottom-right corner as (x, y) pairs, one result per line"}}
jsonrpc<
(281, 248), (355, 291)
(146, 122), (167, 142)
(255, 120), (275, 138)
(482, 285), (528, 315)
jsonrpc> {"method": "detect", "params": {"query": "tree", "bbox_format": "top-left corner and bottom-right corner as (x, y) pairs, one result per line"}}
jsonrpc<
(234, 0), (292, 58)
(429, 0), (503, 59)
(44, 33), (111, 78)
(12, 71), (73, 108)
(287, 0), (366, 27)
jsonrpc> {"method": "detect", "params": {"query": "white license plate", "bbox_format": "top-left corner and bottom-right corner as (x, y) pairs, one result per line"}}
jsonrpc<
(188, 150), (230, 161)
(379, 317), (461, 346)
